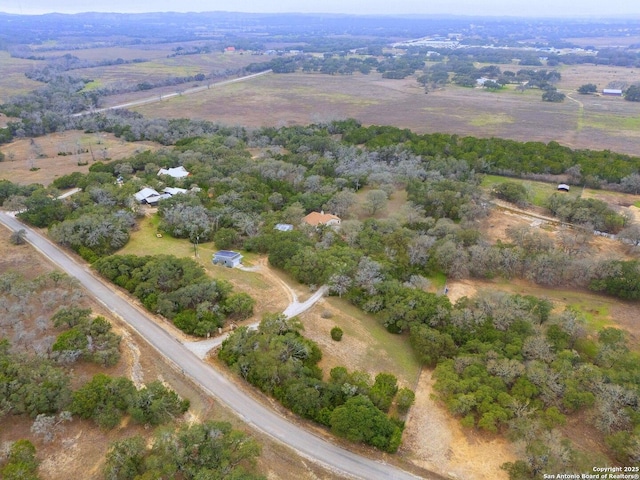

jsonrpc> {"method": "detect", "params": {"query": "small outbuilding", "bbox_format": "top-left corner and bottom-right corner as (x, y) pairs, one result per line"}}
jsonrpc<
(274, 223), (294, 232)
(602, 89), (623, 96)
(163, 187), (188, 196)
(212, 250), (243, 268)
(158, 166), (190, 178)
(557, 184), (570, 192)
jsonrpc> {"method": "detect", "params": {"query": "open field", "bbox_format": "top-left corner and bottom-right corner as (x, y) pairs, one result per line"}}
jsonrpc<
(480, 175), (640, 227)
(83, 52), (260, 91)
(33, 43), (181, 61)
(130, 69), (640, 155)
(0, 131), (162, 185)
(564, 35), (640, 48)
(481, 174), (584, 206)
(555, 63), (640, 91)
(0, 51), (43, 98)
(3, 37), (640, 156)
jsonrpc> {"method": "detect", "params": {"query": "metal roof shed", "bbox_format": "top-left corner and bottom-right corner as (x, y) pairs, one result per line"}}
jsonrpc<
(212, 250), (243, 268)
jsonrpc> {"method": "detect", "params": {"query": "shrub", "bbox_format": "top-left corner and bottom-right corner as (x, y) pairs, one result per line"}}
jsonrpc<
(9, 229), (27, 245)
(330, 326), (343, 341)
(492, 181), (529, 207)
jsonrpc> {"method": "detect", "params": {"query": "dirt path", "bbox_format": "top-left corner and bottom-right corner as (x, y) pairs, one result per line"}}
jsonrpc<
(72, 70), (273, 117)
(242, 257), (298, 304)
(491, 199), (571, 226)
(183, 258), (327, 359)
(402, 369), (516, 480)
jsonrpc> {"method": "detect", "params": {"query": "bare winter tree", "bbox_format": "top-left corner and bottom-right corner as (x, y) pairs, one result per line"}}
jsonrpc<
(408, 234), (436, 267)
(354, 257), (383, 295)
(323, 189), (357, 218)
(619, 223), (640, 248)
(328, 274), (352, 298)
(31, 411), (72, 443)
(9, 229), (27, 245)
(364, 189), (388, 215)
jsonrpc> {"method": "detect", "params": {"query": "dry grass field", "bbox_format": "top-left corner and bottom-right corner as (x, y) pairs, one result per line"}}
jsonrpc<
(3, 37), (640, 156)
(0, 51), (43, 98)
(130, 68), (640, 155)
(0, 131), (162, 185)
(83, 51), (260, 92)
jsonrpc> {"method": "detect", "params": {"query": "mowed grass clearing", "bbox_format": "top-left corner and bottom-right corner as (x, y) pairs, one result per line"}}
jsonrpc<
(120, 215), (290, 319)
(460, 278), (617, 332)
(304, 295), (422, 387)
(481, 174), (582, 206)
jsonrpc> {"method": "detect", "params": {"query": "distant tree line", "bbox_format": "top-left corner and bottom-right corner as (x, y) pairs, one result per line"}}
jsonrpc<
(245, 52), (425, 79)
(24, 54), (147, 83)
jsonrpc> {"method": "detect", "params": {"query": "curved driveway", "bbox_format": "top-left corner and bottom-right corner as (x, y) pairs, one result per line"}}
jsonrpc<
(0, 212), (439, 480)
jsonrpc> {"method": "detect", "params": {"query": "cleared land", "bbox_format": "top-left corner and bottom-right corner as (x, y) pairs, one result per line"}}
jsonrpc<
(120, 211), (519, 480)
(0, 51), (42, 97)
(0, 131), (162, 185)
(3, 39), (640, 156)
(129, 69), (640, 155)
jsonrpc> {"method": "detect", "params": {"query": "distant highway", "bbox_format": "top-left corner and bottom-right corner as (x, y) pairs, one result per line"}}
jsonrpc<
(0, 212), (440, 480)
(72, 70), (273, 117)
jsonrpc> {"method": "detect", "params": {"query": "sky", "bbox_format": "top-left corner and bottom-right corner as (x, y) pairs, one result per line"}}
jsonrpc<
(3, 0), (640, 17)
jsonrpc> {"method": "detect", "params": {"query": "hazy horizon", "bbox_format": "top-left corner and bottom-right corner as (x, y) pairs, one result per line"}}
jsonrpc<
(4, 0), (640, 18)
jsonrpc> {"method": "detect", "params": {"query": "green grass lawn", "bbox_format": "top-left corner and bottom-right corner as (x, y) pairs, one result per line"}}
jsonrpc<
(481, 174), (581, 206)
(473, 278), (615, 333)
(324, 296), (421, 385)
(431, 271), (448, 291)
(120, 215), (194, 258)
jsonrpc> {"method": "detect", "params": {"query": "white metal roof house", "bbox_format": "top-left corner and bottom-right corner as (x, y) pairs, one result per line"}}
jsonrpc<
(212, 250), (243, 268)
(163, 187), (188, 196)
(134, 187), (174, 205)
(146, 193), (171, 206)
(158, 166), (190, 178)
(134, 187), (160, 202)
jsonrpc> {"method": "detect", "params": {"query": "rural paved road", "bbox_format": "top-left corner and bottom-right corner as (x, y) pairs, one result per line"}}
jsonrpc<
(72, 70), (273, 117)
(0, 212), (439, 480)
